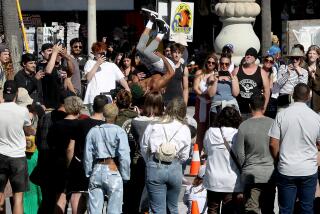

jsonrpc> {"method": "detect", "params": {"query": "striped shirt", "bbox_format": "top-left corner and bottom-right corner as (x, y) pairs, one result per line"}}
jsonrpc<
(276, 65), (308, 95)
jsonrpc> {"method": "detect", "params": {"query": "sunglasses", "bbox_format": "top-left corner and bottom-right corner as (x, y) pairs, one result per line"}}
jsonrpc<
(73, 45), (83, 49)
(207, 61), (215, 65)
(220, 62), (230, 66)
(264, 59), (274, 64)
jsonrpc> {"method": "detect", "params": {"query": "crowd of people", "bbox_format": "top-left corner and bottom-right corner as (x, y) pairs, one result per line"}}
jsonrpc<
(0, 8), (320, 214)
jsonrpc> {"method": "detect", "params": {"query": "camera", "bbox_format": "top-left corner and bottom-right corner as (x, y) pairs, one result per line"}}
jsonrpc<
(218, 70), (230, 77)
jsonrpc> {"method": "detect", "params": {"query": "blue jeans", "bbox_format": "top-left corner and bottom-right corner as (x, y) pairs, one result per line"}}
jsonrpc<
(146, 159), (182, 214)
(88, 164), (123, 214)
(276, 171), (317, 214)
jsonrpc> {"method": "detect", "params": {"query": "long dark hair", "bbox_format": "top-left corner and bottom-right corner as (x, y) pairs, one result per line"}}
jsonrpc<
(203, 52), (218, 72)
(119, 52), (132, 71)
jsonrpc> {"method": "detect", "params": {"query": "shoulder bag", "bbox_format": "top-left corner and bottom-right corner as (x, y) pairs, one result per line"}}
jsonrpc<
(219, 128), (242, 173)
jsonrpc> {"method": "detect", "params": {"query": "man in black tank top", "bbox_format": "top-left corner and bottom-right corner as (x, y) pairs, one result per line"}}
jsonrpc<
(163, 43), (189, 105)
(232, 48), (270, 118)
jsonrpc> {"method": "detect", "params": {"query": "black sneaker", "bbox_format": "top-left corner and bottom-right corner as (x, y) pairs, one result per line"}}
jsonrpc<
(156, 17), (169, 34)
(141, 8), (158, 22)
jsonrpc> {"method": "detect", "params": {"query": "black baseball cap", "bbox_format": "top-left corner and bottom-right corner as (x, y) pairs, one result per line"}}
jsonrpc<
(21, 53), (37, 66)
(3, 80), (18, 101)
(245, 47), (258, 59)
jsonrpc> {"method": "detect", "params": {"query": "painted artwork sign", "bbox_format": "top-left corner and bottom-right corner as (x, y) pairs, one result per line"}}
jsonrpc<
(287, 20), (320, 54)
(169, 2), (194, 42)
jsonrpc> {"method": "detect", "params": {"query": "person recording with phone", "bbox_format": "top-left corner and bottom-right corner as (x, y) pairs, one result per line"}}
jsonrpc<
(37, 42), (75, 110)
(83, 42), (130, 115)
(207, 53), (240, 125)
(272, 46), (308, 111)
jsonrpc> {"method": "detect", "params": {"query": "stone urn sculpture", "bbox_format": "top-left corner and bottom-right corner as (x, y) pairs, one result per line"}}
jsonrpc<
(214, 0), (261, 65)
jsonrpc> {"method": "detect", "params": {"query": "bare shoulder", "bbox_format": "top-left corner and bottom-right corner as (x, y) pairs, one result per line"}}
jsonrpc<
(152, 73), (162, 79)
(260, 67), (269, 78)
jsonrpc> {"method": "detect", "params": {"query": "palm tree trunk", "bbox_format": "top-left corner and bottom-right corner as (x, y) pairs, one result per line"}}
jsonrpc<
(261, 0), (272, 55)
(2, 0), (23, 74)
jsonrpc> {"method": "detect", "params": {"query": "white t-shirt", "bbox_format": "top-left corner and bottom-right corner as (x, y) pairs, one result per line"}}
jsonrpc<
(83, 60), (125, 104)
(203, 127), (241, 192)
(141, 119), (191, 162)
(268, 102), (320, 176)
(0, 102), (31, 157)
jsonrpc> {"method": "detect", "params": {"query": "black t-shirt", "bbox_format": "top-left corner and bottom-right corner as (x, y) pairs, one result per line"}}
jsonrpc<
(47, 118), (79, 191)
(75, 118), (104, 161)
(14, 69), (42, 103)
(65, 118), (104, 192)
(37, 62), (64, 109)
(47, 119), (79, 163)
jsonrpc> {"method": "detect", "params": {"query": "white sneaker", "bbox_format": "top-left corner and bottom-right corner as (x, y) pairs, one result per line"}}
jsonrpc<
(141, 8), (158, 21)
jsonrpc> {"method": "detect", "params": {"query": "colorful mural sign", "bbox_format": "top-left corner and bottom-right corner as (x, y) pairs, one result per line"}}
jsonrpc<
(169, 2), (194, 42)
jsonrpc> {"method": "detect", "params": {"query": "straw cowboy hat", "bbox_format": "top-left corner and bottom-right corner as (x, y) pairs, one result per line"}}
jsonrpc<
(286, 47), (305, 58)
(171, 33), (188, 46)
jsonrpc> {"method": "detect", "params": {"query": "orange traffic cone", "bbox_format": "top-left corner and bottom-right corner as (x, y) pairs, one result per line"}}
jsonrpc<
(189, 143), (200, 176)
(191, 200), (200, 214)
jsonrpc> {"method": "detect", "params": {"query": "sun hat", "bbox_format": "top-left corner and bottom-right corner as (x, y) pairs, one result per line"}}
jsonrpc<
(286, 47), (305, 58)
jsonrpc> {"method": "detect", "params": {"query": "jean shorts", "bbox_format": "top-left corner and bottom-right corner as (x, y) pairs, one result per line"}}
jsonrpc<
(0, 153), (29, 193)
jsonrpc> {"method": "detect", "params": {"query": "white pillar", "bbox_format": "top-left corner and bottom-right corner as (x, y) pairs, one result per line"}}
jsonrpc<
(88, 0), (97, 57)
(214, 0), (261, 65)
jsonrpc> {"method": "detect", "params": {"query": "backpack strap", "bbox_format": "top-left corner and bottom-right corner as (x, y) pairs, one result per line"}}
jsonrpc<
(162, 124), (184, 143)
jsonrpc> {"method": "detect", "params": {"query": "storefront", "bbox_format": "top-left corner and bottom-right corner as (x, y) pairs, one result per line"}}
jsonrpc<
(19, 0), (145, 54)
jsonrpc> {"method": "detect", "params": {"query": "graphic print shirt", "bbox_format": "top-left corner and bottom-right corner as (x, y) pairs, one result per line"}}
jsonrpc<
(237, 66), (263, 114)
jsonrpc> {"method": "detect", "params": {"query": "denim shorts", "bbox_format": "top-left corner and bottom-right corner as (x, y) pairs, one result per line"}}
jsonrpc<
(0, 153), (29, 192)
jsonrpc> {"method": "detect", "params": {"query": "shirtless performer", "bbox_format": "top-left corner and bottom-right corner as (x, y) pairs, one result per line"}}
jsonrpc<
(130, 51), (175, 95)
